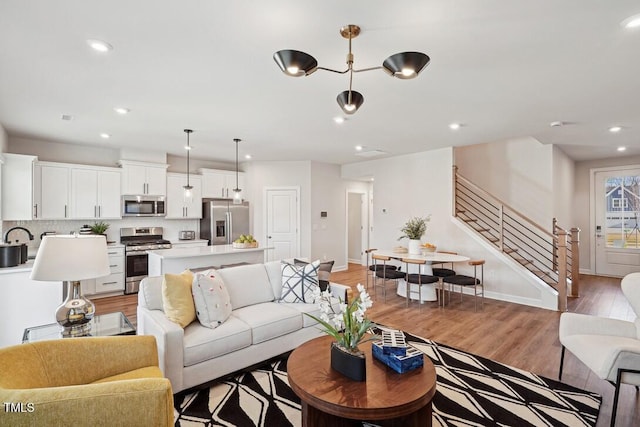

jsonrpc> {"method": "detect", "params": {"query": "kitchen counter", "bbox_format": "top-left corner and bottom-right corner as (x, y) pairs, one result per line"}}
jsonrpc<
(147, 244), (273, 275)
(0, 263), (63, 347)
(0, 259), (34, 274)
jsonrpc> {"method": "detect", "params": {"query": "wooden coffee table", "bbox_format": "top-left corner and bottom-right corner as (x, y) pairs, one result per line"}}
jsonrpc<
(287, 335), (436, 427)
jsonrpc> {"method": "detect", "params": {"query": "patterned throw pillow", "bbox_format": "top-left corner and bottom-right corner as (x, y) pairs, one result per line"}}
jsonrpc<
(280, 260), (320, 303)
(294, 259), (334, 291)
(162, 270), (196, 328)
(192, 269), (232, 329)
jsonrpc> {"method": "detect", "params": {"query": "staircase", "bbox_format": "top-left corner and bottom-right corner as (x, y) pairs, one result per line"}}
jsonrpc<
(453, 166), (580, 311)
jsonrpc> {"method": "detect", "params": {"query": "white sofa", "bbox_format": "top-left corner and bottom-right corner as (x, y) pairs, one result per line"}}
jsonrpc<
(137, 260), (349, 393)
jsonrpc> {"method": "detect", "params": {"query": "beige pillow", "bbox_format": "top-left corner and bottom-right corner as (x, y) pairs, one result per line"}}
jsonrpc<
(192, 270), (232, 329)
(162, 270), (195, 327)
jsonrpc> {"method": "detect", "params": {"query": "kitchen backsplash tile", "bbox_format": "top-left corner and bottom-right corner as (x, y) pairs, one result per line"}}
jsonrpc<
(1, 218), (199, 253)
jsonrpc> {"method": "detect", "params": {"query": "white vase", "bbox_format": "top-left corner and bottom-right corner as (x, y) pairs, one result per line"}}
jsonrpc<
(408, 239), (421, 255)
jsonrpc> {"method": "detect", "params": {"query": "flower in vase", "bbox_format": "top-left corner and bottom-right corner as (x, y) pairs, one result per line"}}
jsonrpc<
(307, 283), (376, 353)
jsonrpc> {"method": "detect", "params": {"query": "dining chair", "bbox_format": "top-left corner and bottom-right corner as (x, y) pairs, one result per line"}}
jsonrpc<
(372, 254), (403, 302)
(443, 260), (485, 311)
(365, 248), (397, 290)
(431, 250), (458, 306)
(402, 258), (439, 309)
(431, 250), (458, 278)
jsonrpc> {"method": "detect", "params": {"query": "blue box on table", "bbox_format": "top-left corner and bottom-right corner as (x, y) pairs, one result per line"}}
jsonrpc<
(372, 341), (423, 374)
(380, 330), (408, 356)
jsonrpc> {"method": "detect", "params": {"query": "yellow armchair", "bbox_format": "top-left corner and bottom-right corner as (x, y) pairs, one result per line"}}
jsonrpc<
(0, 335), (173, 427)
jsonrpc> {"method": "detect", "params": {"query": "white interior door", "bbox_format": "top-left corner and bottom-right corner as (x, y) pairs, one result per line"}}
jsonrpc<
(594, 168), (640, 276)
(265, 188), (299, 261)
(347, 192), (363, 263)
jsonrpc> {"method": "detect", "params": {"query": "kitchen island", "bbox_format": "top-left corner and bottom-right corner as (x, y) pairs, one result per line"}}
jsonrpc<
(147, 244), (273, 275)
(0, 261), (63, 348)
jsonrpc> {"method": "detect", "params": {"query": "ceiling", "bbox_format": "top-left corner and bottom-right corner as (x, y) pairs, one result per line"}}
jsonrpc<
(1, 1), (639, 165)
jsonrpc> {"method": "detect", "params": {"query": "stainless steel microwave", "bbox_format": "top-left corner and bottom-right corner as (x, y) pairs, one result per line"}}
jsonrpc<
(122, 195), (166, 217)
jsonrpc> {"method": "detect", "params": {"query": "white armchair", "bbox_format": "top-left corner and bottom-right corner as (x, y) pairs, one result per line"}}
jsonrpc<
(559, 272), (640, 427)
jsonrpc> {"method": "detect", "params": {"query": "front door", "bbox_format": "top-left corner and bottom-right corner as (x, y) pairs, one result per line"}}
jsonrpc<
(594, 168), (640, 276)
(265, 188), (299, 262)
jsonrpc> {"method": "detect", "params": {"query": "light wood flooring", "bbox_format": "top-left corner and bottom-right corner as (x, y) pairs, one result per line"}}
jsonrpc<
(95, 265), (639, 426)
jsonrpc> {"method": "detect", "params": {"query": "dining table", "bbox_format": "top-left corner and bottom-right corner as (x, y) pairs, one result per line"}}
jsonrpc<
(372, 249), (470, 303)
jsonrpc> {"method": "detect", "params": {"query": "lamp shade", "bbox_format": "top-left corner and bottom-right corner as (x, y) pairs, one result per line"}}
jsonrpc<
(30, 235), (110, 281)
(336, 90), (364, 114)
(382, 52), (430, 79)
(273, 50), (318, 76)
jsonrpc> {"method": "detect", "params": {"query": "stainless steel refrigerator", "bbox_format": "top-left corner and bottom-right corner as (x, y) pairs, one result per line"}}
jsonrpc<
(200, 199), (250, 245)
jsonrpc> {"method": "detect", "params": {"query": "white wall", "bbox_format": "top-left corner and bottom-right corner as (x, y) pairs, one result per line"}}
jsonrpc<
(552, 146), (575, 228)
(455, 137), (554, 226)
(0, 123), (8, 153)
(343, 147), (544, 306)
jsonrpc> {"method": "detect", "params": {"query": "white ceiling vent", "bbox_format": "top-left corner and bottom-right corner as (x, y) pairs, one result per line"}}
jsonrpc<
(355, 150), (387, 158)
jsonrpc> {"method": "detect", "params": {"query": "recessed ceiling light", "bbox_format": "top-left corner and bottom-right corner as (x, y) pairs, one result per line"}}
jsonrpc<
(449, 123), (461, 130)
(244, 154), (252, 160)
(609, 126), (622, 133)
(334, 117), (345, 124)
(550, 121), (564, 127)
(618, 146), (627, 152)
(355, 145), (363, 151)
(61, 114), (73, 121)
(87, 39), (113, 52)
(113, 107), (130, 115)
(622, 14), (640, 28)
(99, 133), (110, 139)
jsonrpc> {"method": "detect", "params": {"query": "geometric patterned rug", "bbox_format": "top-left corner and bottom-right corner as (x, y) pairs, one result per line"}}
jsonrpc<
(174, 325), (601, 426)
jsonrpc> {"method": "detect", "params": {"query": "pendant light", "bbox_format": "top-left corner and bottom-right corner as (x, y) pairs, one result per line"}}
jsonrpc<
(183, 129), (193, 202)
(232, 138), (242, 204)
(274, 24), (429, 114)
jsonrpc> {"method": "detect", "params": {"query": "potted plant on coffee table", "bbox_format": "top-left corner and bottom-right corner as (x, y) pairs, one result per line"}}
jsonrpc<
(398, 215), (430, 254)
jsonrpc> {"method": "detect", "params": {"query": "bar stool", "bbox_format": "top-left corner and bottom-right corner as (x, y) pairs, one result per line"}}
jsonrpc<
(402, 258), (439, 308)
(365, 248), (397, 291)
(372, 254), (403, 302)
(443, 260), (485, 311)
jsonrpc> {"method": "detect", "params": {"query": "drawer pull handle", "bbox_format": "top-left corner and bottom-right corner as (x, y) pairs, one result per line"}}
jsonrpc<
(101, 281), (117, 285)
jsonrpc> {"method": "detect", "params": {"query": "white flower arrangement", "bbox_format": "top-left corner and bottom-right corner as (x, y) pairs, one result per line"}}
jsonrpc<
(306, 283), (375, 353)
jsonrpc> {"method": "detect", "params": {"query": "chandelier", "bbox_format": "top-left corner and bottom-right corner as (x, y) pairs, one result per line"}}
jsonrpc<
(273, 24), (430, 114)
(183, 129), (193, 200)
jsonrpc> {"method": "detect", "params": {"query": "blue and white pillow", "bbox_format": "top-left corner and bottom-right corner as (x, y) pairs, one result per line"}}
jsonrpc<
(280, 260), (320, 303)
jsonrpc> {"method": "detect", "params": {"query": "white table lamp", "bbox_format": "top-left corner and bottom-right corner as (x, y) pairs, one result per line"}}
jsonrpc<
(30, 234), (110, 337)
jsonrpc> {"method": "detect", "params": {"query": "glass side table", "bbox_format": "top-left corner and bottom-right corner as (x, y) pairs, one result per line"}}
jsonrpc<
(22, 311), (136, 343)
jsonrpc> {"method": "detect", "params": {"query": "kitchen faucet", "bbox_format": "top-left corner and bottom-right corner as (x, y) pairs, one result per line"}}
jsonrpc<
(3, 226), (35, 243)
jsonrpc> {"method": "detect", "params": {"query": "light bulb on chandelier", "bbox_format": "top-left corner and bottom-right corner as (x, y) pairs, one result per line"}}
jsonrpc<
(183, 129), (194, 203)
(232, 138), (242, 205)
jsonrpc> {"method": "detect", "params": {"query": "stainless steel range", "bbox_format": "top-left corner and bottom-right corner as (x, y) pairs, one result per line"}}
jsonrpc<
(120, 227), (171, 294)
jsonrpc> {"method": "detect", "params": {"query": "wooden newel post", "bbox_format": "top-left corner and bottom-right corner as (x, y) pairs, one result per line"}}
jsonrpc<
(569, 227), (581, 297)
(557, 229), (568, 312)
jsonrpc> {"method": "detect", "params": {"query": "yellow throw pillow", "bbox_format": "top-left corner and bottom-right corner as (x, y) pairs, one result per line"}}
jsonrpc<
(162, 270), (196, 328)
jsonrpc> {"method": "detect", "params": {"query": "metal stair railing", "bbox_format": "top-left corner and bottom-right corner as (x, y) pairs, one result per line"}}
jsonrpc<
(452, 166), (580, 311)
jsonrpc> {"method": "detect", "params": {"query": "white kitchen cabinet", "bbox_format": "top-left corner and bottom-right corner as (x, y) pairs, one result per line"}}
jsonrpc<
(119, 160), (168, 196)
(34, 162), (71, 219)
(83, 246), (125, 297)
(1, 153), (37, 221)
(70, 167), (121, 219)
(199, 168), (245, 199)
(166, 173), (202, 218)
